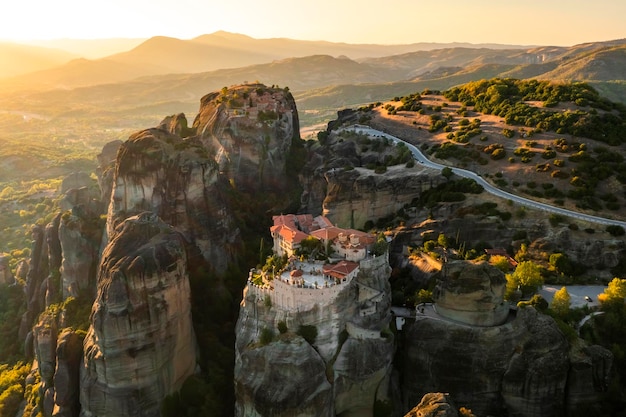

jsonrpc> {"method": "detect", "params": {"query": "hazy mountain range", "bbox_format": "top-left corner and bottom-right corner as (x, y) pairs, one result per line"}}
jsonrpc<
(1, 31), (625, 129)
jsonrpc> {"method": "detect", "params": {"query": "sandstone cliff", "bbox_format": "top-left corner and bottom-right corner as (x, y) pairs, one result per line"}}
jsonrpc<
(234, 254), (394, 417)
(80, 212), (197, 417)
(432, 260), (509, 327)
(401, 305), (612, 417)
(107, 84), (298, 273)
(300, 121), (444, 229)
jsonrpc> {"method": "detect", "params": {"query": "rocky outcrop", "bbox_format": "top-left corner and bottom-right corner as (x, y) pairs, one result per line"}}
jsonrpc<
(322, 166), (439, 229)
(235, 339), (333, 416)
(432, 260), (509, 327)
(53, 329), (83, 417)
(529, 226), (626, 277)
(80, 212), (197, 417)
(96, 140), (123, 203)
(299, 119), (445, 229)
(107, 85), (298, 274)
(404, 393), (459, 417)
(106, 126), (237, 272)
(565, 344), (613, 415)
(235, 254), (393, 416)
(59, 208), (103, 300)
(0, 252), (14, 285)
(19, 224), (49, 340)
(402, 306), (611, 417)
(192, 84), (299, 192)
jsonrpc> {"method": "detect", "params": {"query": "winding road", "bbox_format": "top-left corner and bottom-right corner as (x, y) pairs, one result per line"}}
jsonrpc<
(347, 125), (626, 229)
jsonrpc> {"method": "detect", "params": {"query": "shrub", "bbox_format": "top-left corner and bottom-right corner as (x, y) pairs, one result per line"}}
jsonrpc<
(259, 328), (274, 345)
(606, 225), (625, 236)
(297, 325), (318, 344)
(502, 128), (515, 138)
(277, 321), (288, 334)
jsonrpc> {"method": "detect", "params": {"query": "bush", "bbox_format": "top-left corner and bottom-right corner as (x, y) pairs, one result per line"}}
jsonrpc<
(606, 225), (625, 236)
(259, 328), (274, 346)
(277, 321), (288, 334)
(297, 325), (318, 344)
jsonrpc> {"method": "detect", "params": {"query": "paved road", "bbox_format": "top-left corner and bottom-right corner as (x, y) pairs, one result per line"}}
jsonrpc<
(347, 125), (626, 228)
(539, 285), (606, 309)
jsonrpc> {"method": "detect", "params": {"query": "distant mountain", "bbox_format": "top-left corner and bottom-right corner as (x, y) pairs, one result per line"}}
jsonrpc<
(2, 36), (626, 130)
(0, 43), (76, 79)
(21, 38), (147, 59)
(0, 31), (532, 91)
(537, 46), (626, 81)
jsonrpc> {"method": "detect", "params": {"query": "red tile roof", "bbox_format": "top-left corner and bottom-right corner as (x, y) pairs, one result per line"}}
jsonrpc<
(322, 260), (359, 279)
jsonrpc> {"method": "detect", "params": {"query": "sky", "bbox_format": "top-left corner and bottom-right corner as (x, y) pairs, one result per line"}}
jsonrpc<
(3, 0), (625, 46)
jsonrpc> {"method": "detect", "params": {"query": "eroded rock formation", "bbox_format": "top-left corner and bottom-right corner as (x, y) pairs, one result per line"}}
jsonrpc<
(433, 260), (509, 327)
(80, 212), (196, 417)
(235, 254), (394, 417)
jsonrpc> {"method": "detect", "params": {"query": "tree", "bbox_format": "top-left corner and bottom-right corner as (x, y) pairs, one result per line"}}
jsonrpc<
(551, 286), (571, 318)
(441, 166), (453, 179)
(490, 255), (511, 272)
(598, 278), (626, 308)
(437, 233), (449, 249)
(549, 253), (571, 275)
(511, 261), (544, 296)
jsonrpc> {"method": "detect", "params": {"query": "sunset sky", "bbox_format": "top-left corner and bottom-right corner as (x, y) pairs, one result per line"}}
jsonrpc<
(4, 0), (625, 46)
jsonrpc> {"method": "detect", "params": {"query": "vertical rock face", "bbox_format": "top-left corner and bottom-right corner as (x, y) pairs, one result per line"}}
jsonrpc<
(432, 260), (509, 327)
(322, 167), (437, 229)
(234, 255), (394, 417)
(80, 212), (197, 417)
(401, 306), (610, 417)
(0, 253), (14, 285)
(106, 126), (235, 273)
(192, 84), (299, 193)
(53, 329), (83, 417)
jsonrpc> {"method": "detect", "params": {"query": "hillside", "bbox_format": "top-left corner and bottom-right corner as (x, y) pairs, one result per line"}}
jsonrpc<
(355, 80), (626, 221)
(0, 32), (531, 90)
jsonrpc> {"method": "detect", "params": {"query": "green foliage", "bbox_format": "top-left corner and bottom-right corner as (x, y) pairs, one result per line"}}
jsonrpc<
(0, 284), (26, 362)
(606, 225), (625, 236)
(423, 240), (436, 252)
(277, 321), (288, 334)
(549, 253), (572, 276)
(599, 278), (626, 307)
(517, 294), (548, 311)
(0, 362), (30, 417)
(371, 233), (389, 257)
(490, 255), (512, 273)
(259, 328), (274, 346)
(444, 79), (626, 145)
(415, 289), (433, 304)
(502, 128), (515, 138)
(296, 325), (318, 345)
(551, 287), (571, 318)
(510, 261), (544, 296)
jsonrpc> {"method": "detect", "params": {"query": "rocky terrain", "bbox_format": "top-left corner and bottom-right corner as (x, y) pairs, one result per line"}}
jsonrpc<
(16, 83), (302, 417)
(234, 254), (393, 416)
(5, 80), (622, 417)
(401, 261), (613, 417)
